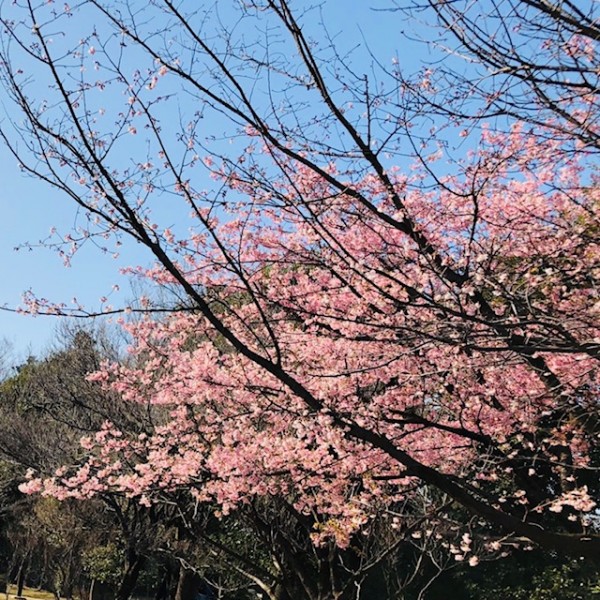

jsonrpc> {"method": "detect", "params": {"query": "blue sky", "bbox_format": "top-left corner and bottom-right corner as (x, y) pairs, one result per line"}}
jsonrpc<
(0, 145), (144, 359)
(0, 1), (429, 360)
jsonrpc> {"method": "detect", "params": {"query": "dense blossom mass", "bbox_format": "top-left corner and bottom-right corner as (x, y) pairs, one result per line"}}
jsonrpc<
(21, 123), (600, 548)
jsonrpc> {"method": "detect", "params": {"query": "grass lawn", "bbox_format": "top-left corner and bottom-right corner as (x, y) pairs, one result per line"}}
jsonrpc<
(5, 586), (57, 600)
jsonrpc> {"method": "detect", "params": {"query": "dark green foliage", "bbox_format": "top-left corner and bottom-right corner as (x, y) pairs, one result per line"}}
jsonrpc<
(425, 551), (600, 600)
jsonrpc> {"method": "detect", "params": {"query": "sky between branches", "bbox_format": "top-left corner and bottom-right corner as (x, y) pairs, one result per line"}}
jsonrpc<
(0, 1), (437, 358)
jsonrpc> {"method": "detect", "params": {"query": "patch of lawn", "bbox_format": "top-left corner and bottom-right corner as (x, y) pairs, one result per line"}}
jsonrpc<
(5, 585), (59, 600)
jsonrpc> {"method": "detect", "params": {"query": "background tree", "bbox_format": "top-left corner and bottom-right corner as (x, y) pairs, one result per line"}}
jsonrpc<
(0, 327), (168, 600)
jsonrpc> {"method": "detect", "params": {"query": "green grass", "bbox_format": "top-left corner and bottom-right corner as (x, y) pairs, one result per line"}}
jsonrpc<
(6, 585), (58, 600)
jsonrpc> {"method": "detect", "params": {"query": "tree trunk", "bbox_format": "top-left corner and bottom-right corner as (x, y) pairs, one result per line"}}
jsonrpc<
(174, 567), (197, 600)
(154, 565), (174, 600)
(115, 549), (145, 600)
(15, 557), (28, 598)
(272, 583), (293, 600)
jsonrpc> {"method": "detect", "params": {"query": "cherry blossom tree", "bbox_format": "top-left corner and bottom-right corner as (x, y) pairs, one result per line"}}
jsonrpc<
(0, 0), (598, 585)
(399, 0), (600, 150)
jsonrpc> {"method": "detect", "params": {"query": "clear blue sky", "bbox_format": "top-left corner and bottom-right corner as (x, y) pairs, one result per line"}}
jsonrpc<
(0, 147), (147, 359)
(0, 1), (428, 360)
